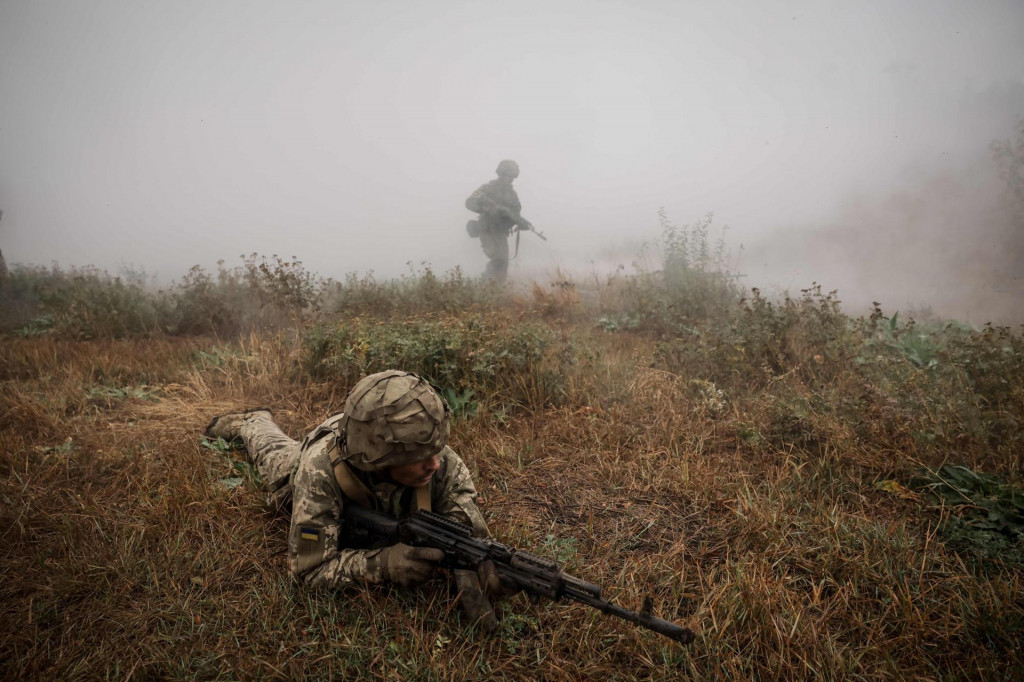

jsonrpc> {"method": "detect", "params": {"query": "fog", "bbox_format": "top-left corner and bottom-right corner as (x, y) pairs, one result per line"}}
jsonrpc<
(1, 1), (1022, 322)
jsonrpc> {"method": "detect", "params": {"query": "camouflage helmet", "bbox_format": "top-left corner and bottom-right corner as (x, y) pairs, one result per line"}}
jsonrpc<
(338, 370), (449, 472)
(496, 159), (520, 178)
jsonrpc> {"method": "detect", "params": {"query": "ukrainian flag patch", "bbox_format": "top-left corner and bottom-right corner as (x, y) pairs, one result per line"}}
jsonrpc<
(300, 527), (321, 542)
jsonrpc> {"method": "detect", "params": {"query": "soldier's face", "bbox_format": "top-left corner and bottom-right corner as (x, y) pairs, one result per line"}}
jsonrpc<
(387, 454), (441, 487)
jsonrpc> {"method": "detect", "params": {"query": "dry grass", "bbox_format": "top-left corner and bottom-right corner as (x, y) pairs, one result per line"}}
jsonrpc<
(2, 305), (1022, 680)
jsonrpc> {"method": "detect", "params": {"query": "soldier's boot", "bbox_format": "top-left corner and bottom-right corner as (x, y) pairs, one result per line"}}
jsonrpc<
(204, 409), (273, 441)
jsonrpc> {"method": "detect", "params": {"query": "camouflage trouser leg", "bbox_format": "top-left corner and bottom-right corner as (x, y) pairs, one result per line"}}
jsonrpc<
(479, 228), (509, 281)
(239, 412), (301, 513)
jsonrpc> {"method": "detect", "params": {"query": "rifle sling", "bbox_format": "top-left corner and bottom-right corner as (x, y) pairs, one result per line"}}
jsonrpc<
(415, 483), (431, 512)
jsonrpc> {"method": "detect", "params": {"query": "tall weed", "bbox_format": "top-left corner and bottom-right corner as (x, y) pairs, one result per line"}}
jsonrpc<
(597, 212), (740, 334)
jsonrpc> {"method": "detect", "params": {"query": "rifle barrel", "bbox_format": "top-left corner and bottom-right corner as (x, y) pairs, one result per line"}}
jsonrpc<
(563, 585), (695, 643)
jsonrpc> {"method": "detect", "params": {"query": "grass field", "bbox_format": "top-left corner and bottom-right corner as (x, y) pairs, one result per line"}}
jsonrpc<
(2, 235), (1022, 680)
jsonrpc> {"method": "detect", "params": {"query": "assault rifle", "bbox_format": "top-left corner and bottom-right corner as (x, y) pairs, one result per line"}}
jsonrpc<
(344, 505), (695, 644)
(474, 193), (547, 242)
(510, 214), (547, 241)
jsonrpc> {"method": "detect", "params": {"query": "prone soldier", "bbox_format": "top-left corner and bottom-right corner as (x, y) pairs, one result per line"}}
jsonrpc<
(204, 370), (513, 630)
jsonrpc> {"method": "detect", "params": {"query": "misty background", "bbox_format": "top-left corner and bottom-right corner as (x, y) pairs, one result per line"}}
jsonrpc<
(1, 1), (1022, 323)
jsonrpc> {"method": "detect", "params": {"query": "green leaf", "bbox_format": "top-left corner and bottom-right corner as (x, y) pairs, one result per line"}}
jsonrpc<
(200, 436), (239, 454)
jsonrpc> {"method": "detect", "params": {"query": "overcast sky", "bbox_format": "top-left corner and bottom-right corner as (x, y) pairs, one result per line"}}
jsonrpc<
(1, 1), (1022, 319)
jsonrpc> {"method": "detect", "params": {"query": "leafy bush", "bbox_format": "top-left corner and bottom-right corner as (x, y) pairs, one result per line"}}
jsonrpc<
(910, 464), (1024, 566)
(166, 265), (242, 335)
(323, 264), (507, 318)
(852, 313), (1024, 466)
(166, 254), (326, 335)
(303, 316), (574, 410)
(3, 265), (160, 338)
(0, 255), (328, 338)
(654, 284), (855, 388)
(644, 283), (1023, 470)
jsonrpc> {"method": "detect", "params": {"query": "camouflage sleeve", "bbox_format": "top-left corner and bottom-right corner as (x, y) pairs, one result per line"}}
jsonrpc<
(288, 441), (386, 588)
(465, 182), (492, 214)
(432, 446), (490, 537)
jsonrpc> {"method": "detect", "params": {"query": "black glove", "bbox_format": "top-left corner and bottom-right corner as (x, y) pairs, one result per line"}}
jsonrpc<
(454, 569), (497, 632)
(477, 560), (521, 600)
(380, 543), (445, 588)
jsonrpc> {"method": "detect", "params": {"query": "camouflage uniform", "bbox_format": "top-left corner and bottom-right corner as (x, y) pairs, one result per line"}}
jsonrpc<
(466, 161), (522, 282)
(234, 410), (488, 589)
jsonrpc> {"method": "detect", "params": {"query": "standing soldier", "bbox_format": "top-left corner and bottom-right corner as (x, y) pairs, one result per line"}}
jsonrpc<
(204, 370), (515, 631)
(465, 160), (523, 282)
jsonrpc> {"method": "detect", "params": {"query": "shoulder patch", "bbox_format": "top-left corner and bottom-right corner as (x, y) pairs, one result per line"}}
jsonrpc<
(295, 526), (327, 574)
(300, 527), (321, 542)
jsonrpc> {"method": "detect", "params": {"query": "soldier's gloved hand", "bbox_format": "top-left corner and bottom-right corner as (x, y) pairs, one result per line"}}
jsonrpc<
(477, 560), (521, 601)
(380, 543), (445, 588)
(454, 569), (497, 633)
(498, 206), (515, 219)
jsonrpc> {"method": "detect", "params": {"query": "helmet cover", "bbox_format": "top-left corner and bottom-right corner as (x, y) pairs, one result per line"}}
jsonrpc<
(338, 370), (449, 471)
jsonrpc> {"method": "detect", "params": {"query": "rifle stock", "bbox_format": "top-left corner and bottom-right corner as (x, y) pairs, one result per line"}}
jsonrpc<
(343, 506), (695, 644)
